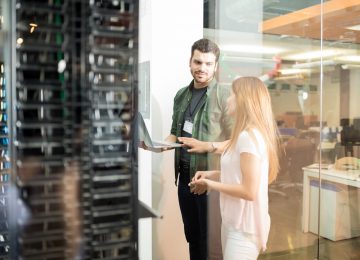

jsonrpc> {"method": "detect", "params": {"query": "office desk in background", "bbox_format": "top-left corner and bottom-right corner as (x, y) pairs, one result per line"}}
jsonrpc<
(302, 165), (360, 241)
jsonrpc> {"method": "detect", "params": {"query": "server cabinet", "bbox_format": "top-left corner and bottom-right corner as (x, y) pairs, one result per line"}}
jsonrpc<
(83, 0), (138, 259)
(1, 0), (138, 259)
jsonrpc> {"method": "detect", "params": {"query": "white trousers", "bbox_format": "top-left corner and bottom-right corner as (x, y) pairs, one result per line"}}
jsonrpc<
(221, 224), (260, 260)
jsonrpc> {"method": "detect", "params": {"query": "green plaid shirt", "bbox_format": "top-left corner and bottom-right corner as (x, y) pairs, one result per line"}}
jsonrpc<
(170, 79), (233, 184)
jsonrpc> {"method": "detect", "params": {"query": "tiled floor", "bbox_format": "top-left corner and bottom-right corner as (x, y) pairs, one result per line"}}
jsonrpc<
(260, 185), (360, 260)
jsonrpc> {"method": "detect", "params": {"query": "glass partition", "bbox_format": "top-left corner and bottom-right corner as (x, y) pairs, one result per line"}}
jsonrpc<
(205, 0), (323, 259)
(204, 0), (360, 259)
(319, 1), (360, 259)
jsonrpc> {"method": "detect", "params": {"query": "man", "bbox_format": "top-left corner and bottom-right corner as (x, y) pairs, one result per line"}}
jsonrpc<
(163, 38), (233, 260)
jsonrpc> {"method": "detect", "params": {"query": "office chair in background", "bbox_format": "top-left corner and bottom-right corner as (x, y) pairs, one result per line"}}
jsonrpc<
(271, 131), (320, 196)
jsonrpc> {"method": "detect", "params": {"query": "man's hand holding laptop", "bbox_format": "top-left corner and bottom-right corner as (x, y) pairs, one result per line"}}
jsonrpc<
(138, 134), (183, 153)
(138, 113), (183, 152)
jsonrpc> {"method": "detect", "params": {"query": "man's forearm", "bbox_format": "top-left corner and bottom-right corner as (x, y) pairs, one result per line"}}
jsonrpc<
(165, 134), (177, 143)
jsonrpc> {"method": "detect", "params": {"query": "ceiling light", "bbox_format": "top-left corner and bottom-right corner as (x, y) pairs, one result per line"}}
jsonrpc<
(335, 55), (360, 63)
(292, 60), (335, 69)
(341, 64), (360, 69)
(279, 68), (310, 75)
(275, 74), (304, 81)
(220, 44), (286, 55)
(280, 34), (301, 39)
(346, 24), (360, 31)
(284, 49), (341, 61)
(222, 56), (274, 63)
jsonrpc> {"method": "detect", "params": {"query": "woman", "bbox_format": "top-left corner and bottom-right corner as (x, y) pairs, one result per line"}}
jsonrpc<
(189, 77), (280, 259)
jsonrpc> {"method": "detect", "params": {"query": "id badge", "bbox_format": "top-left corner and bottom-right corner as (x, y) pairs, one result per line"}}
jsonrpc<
(183, 120), (193, 134)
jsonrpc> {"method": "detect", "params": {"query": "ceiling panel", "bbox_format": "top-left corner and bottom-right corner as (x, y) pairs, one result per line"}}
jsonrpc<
(261, 0), (360, 44)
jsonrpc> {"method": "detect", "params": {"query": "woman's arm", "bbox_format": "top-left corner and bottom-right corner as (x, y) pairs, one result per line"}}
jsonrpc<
(193, 152), (262, 201)
(178, 137), (229, 154)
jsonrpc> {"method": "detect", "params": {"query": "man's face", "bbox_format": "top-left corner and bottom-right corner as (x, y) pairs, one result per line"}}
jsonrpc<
(189, 50), (218, 87)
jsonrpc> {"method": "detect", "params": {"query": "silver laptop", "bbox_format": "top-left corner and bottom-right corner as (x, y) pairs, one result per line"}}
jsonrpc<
(138, 113), (182, 149)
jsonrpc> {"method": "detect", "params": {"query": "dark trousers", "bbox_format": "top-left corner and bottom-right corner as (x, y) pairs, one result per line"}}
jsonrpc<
(178, 162), (207, 260)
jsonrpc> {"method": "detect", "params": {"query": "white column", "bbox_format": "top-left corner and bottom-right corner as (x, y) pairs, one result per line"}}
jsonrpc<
(138, 1), (203, 260)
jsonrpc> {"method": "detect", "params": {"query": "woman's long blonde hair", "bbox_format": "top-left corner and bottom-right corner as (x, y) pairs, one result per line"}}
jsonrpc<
(227, 77), (280, 184)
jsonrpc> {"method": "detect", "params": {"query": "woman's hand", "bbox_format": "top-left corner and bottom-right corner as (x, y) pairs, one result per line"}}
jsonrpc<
(189, 171), (209, 195)
(192, 171), (208, 182)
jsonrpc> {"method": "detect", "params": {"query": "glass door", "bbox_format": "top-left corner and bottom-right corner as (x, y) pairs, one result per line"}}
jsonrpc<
(205, 0), (323, 259)
(318, 1), (360, 259)
(205, 0), (360, 259)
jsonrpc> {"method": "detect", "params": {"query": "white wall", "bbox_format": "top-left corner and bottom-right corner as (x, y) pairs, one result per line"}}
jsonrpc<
(138, 1), (203, 260)
(150, 1), (203, 259)
(138, 0), (152, 259)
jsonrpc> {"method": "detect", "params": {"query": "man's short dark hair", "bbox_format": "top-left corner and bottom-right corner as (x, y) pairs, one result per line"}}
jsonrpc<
(191, 38), (220, 62)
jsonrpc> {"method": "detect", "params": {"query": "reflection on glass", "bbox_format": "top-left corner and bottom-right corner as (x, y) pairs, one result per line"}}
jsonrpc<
(319, 1), (360, 258)
(201, 0), (360, 259)
(203, 0), (332, 259)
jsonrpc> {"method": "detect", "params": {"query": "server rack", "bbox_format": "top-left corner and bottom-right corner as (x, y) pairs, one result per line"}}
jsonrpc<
(1, 0), (139, 259)
(83, 0), (138, 259)
(15, 0), (75, 259)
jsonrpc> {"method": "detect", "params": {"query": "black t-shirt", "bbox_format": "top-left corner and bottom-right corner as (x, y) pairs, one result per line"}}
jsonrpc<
(180, 87), (207, 164)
